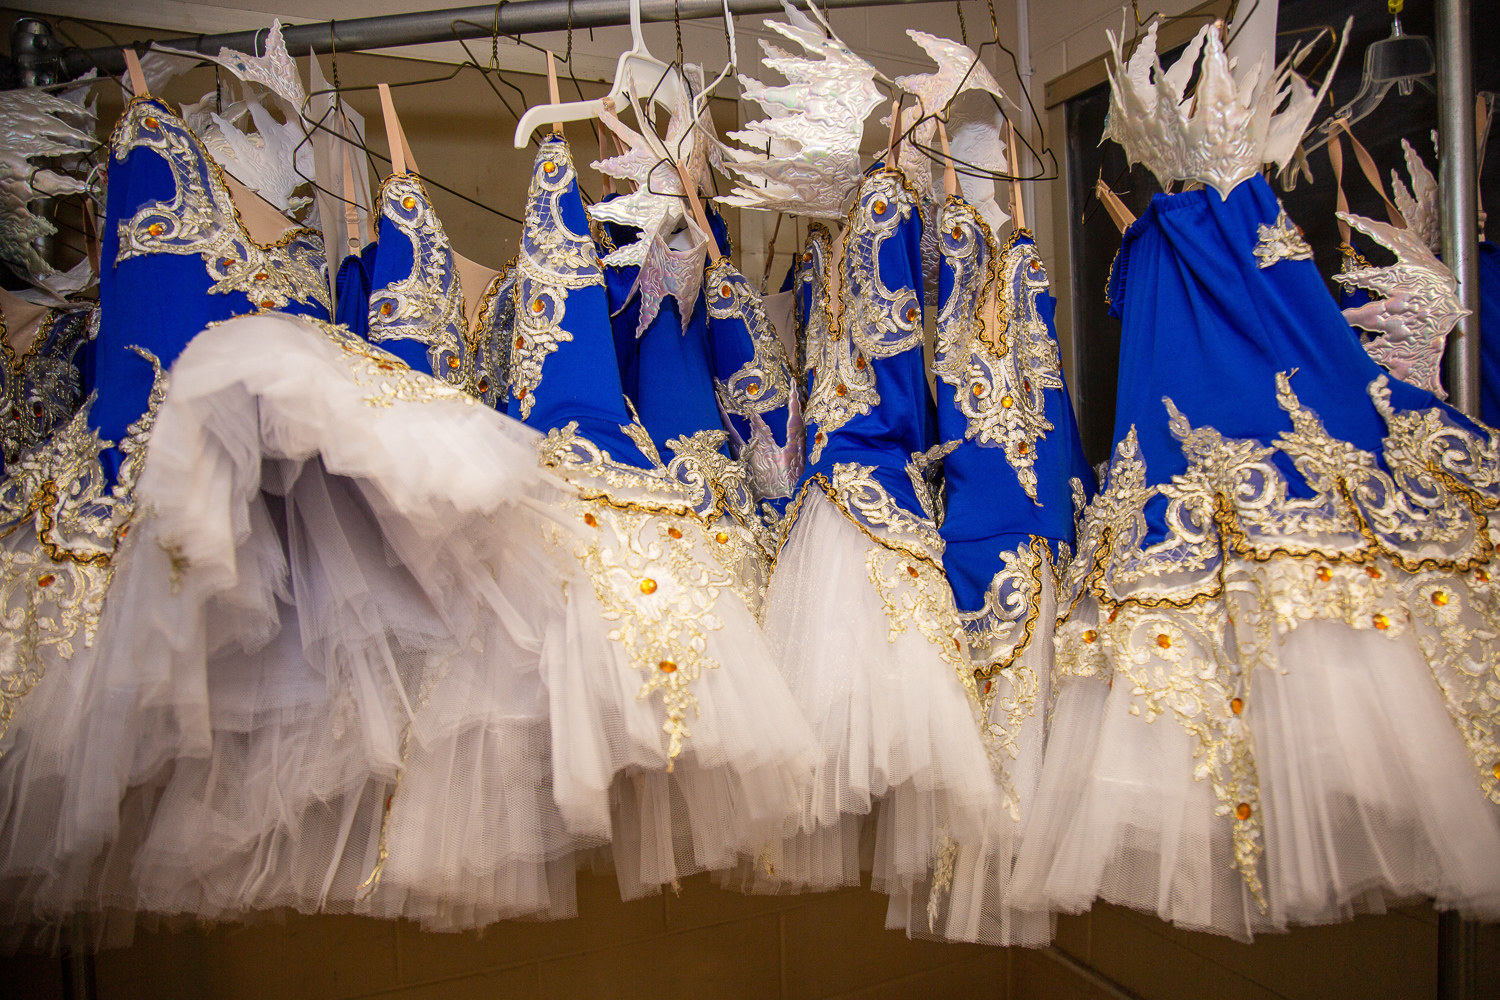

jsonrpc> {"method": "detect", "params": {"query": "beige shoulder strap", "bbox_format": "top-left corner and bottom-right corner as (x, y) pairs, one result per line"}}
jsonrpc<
(340, 132), (362, 251)
(1330, 119), (1405, 229)
(936, 120), (959, 200)
(546, 50), (563, 136)
(677, 162), (723, 261)
(377, 83), (419, 176)
(1006, 118), (1026, 231)
(1095, 178), (1134, 234)
(123, 48), (149, 97)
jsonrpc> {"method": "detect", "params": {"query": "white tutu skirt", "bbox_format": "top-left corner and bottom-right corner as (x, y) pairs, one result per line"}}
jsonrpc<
(885, 556), (1061, 947)
(751, 491), (1002, 897)
(44, 312), (586, 928)
(533, 496), (816, 899)
(1010, 589), (1500, 941)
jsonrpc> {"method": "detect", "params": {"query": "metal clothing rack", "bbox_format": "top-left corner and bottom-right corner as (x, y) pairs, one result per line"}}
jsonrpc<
(9, 2), (1487, 998)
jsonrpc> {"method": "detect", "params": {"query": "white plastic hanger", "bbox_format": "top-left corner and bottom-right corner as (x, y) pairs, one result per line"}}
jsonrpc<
(513, 0), (685, 148)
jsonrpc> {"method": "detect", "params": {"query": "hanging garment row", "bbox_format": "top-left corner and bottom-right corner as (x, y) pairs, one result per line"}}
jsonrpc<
(0, 4), (1497, 954)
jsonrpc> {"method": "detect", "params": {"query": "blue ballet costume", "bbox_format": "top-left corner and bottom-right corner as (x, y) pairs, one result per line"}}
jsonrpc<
(704, 244), (804, 511)
(364, 173), (505, 407)
(503, 134), (653, 469)
(796, 165), (936, 521)
(1104, 174), (1477, 548)
(96, 97), (330, 484)
(933, 209), (1093, 665)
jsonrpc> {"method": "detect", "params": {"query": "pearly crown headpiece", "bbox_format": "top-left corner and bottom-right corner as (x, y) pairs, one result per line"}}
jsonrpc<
(1103, 19), (1345, 199)
(716, 2), (883, 219)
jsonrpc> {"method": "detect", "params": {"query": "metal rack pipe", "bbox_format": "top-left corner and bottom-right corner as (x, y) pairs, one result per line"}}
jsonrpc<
(62, 0), (936, 78)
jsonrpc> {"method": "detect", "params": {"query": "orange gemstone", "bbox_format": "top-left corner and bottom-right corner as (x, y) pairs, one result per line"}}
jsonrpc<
(147, 222), (164, 236)
(983, 678), (993, 694)
(951, 226), (963, 240)
(36, 573), (54, 587)
(1082, 629), (1097, 644)
(720, 283), (733, 298)
(1017, 442), (1028, 455)
(873, 200), (887, 214)
(815, 432), (825, 444)
(954, 638), (961, 650)
(446, 355), (460, 370)
(835, 383), (848, 397)
(905, 306), (918, 323)
(971, 384), (983, 397)
(260, 299), (274, 308)
(855, 356), (866, 370)
(516, 388), (528, 399)
(715, 531), (729, 544)
(516, 336), (525, 349)
(144, 116), (159, 129)
(254, 272), (268, 281)
(1107, 608), (1119, 624)
(1493, 761), (1500, 780)
(1479, 569), (1492, 582)
(220, 258), (235, 268)
(1366, 565), (1382, 579)
(906, 565), (919, 578)
(639, 578), (658, 594)
(1155, 633), (1171, 649)
(658, 660), (677, 673)
(380, 302), (393, 316)
(532, 299), (545, 313)
(1432, 590), (1449, 606)
(747, 382), (761, 396)
(583, 512), (598, 527)
(802, 252), (812, 264)
(1230, 697), (1244, 715)
(402, 195), (417, 210)
(667, 526), (683, 539)
(1235, 802), (1252, 821)
(1022, 378), (1032, 393)
(1315, 566), (1332, 582)
(1373, 613), (1390, 630)
(378, 362), (395, 371)
(477, 379), (489, 393)
(1001, 394), (1014, 408)
(542, 161), (557, 174)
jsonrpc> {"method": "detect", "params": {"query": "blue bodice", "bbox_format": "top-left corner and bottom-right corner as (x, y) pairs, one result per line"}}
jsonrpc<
(364, 173), (505, 406)
(932, 200), (1093, 618)
(1105, 173), (1477, 547)
(704, 256), (803, 506)
(96, 97), (331, 483)
(798, 167), (936, 517)
(503, 135), (653, 468)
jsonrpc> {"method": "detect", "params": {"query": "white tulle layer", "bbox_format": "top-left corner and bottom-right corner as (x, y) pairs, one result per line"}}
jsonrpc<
(534, 503), (817, 899)
(885, 559), (1061, 947)
(22, 313), (591, 929)
(752, 492), (1002, 896)
(1010, 610), (1500, 940)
